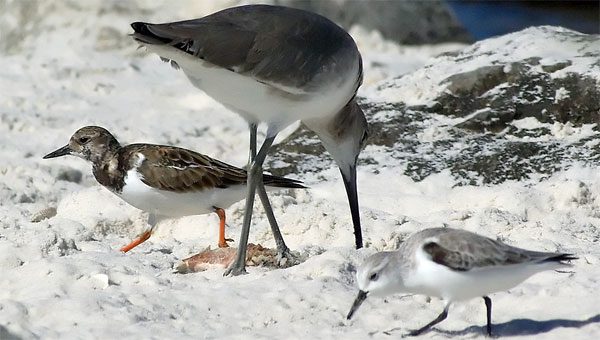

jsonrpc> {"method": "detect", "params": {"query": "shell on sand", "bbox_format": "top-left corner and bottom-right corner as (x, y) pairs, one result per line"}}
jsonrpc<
(176, 243), (282, 273)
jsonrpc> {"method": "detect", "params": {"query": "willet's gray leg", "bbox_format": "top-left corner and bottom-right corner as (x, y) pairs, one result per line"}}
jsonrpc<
(249, 123), (258, 163)
(224, 133), (276, 276)
(408, 304), (450, 336)
(247, 124), (293, 263)
(483, 296), (493, 336)
(257, 186), (291, 257)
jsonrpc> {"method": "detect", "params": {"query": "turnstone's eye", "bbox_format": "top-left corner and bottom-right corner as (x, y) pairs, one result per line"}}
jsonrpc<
(369, 272), (378, 281)
(78, 136), (90, 144)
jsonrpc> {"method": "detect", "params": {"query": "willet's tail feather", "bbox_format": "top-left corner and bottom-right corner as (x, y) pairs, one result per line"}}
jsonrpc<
(131, 22), (172, 45)
(539, 253), (578, 264)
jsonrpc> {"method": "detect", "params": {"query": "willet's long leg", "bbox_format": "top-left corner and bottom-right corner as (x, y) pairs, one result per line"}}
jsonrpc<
(249, 123), (292, 260)
(224, 133), (277, 276)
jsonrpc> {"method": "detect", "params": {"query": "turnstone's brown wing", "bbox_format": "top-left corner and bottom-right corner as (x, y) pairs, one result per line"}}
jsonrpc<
(124, 144), (305, 192)
(125, 144), (248, 192)
(422, 229), (575, 272)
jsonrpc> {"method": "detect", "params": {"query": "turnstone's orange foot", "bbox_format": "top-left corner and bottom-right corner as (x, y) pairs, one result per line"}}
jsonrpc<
(43, 126), (306, 255)
(120, 230), (152, 253)
(218, 238), (234, 248)
(131, 4), (368, 275)
(214, 207), (232, 248)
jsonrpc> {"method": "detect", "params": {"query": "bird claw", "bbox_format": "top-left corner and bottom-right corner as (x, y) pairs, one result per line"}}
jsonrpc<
(276, 248), (300, 268)
(406, 329), (423, 337)
(223, 262), (248, 276)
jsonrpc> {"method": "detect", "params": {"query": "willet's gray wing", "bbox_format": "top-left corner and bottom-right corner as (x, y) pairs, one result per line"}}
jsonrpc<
(131, 5), (358, 91)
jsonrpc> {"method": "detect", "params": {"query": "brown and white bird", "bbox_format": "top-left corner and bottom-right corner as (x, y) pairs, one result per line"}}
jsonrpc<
(130, 4), (368, 275)
(43, 126), (305, 253)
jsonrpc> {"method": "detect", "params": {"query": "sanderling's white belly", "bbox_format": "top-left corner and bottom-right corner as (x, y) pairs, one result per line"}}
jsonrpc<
(406, 249), (563, 302)
(144, 44), (359, 129)
(118, 169), (248, 217)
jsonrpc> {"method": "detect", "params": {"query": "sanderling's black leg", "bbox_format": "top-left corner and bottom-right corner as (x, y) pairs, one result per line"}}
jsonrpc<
(408, 304), (450, 336)
(483, 296), (493, 336)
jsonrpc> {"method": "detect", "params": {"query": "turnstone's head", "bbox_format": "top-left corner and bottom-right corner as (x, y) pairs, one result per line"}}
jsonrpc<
(43, 126), (120, 163)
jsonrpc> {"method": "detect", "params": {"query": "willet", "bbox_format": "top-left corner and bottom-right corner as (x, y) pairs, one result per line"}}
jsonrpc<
(131, 5), (368, 275)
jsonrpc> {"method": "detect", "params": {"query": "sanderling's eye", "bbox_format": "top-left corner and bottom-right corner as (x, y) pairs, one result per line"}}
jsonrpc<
(78, 136), (90, 144)
(369, 272), (378, 281)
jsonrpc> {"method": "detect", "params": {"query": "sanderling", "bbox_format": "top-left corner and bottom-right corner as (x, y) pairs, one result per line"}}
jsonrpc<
(347, 227), (576, 336)
(130, 4), (368, 275)
(44, 126), (305, 252)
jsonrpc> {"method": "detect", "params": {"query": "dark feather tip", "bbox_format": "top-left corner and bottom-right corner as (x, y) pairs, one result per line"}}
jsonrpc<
(545, 253), (578, 263)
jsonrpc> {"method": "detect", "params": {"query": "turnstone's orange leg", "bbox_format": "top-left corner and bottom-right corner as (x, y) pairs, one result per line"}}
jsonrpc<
(120, 230), (152, 253)
(214, 208), (231, 248)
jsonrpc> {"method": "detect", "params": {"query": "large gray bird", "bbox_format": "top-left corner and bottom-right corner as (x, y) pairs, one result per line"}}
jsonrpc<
(131, 5), (368, 275)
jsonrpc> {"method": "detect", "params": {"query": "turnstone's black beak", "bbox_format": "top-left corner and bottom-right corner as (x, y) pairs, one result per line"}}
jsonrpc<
(43, 145), (72, 159)
(346, 290), (368, 320)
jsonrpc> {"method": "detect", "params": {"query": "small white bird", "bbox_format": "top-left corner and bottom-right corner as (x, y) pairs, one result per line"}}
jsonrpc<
(347, 227), (576, 336)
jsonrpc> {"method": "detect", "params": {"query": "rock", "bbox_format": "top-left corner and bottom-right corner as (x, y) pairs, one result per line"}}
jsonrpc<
(30, 206), (58, 223)
(0, 324), (22, 340)
(95, 26), (130, 51)
(276, 0), (472, 44)
(56, 168), (83, 183)
(267, 26), (600, 185)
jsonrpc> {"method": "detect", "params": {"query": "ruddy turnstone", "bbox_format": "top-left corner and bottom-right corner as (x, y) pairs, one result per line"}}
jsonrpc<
(347, 227), (576, 336)
(43, 126), (305, 253)
(130, 4), (368, 275)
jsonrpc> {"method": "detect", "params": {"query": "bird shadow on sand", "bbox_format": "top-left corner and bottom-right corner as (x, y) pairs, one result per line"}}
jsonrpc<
(374, 314), (600, 338)
(430, 314), (600, 338)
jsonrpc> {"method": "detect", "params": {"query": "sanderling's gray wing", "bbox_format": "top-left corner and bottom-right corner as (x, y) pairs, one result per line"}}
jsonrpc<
(422, 229), (576, 272)
(131, 5), (360, 91)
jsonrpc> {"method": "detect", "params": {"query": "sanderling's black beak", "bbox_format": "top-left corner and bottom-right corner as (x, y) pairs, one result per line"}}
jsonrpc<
(347, 290), (368, 320)
(43, 145), (71, 159)
(341, 164), (362, 249)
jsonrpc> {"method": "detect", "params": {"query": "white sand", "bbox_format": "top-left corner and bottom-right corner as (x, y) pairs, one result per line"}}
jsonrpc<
(1, 1), (599, 339)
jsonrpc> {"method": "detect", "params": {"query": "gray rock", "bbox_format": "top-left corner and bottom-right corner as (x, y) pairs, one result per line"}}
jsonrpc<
(266, 27), (600, 185)
(0, 325), (22, 340)
(56, 168), (83, 183)
(435, 58), (600, 132)
(276, 0), (472, 44)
